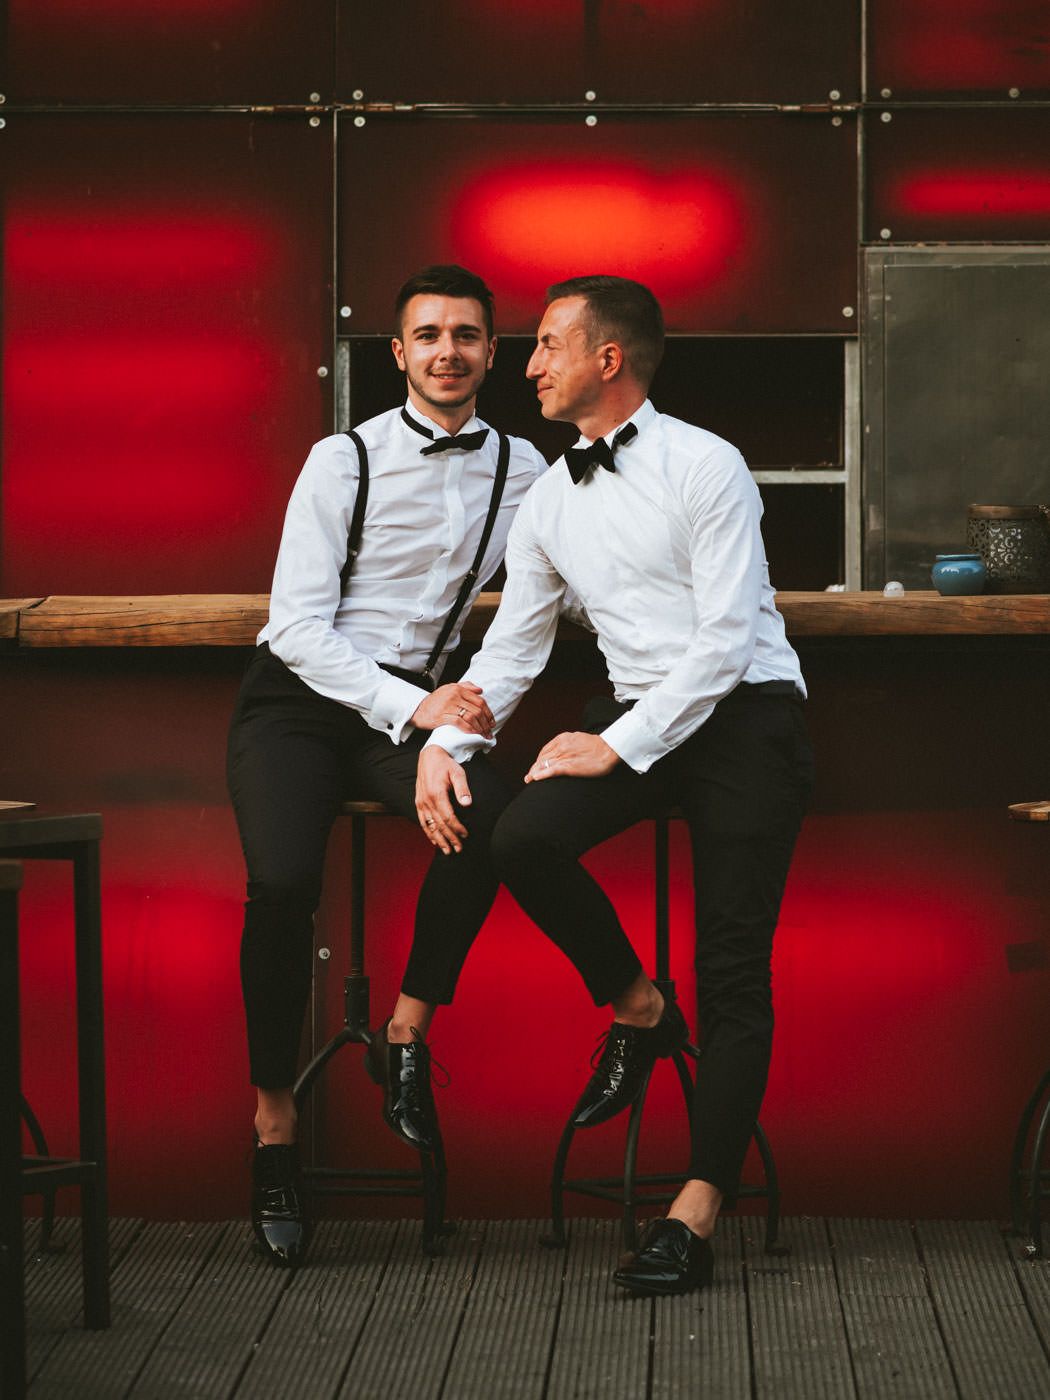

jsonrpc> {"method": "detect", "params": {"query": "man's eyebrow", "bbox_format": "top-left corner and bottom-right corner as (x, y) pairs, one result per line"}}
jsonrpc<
(539, 332), (560, 346)
(410, 321), (482, 336)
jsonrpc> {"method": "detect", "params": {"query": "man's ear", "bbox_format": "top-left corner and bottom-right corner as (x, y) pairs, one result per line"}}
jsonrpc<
(391, 336), (407, 372)
(486, 335), (498, 370)
(599, 341), (625, 381)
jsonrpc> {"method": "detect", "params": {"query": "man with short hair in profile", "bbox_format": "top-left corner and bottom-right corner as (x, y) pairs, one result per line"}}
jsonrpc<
(416, 274), (813, 1296)
(228, 265), (547, 1268)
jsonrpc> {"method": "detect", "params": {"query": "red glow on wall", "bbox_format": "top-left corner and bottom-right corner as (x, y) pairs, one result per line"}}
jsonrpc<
(1, 115), (332, 594)
(6, 210), (278, 286)
(869, 0), (1050, 94)
(896, 169), (1050, 218)
(452, 161), (745, 301)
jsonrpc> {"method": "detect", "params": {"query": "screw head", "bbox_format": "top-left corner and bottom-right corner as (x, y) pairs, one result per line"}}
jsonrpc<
(317, 366), (329, 378)
(584, 90), (596, 101)
(309, 91), (321, 103)
(881, 111), (892, 123)
(842, 306), (855, 318)
(880, 87), (892, 99)
(0, 94), (6, 104)
(585, 114), (598, 127)
(1009, 87), (1021, 98)
(0, 118), (6, 130)
(829, 89), (841, 101)
(831, 115), (843, 126)
(354, 115), (366, 127)
(352, 89), (364, 101)
(308, 115), (321, 127)
(318, 947), (331, 961)
(880, 228), (892, 240)
(339, 306), (352, 319)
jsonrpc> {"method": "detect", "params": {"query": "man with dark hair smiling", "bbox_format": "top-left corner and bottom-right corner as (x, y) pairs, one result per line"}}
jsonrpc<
(228, 265), (546, 1268)
(417, 274), (813, 1296)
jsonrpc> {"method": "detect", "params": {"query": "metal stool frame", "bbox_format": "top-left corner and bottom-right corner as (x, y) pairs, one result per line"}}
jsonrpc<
(0, 811), (109, 1333)
(1009, 1067), (1050, 1259)
(293, 802), (452, 1255)
(543, 812), (782, 1253)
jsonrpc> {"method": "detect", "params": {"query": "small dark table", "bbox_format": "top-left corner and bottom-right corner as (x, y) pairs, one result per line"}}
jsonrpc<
(0, 808), (109, 1329)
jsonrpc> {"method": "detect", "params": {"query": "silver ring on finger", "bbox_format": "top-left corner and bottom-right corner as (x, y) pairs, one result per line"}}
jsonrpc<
(457, 706), (466, 717)
(426, 819), (435, 827)
(543, 759), (551, 770)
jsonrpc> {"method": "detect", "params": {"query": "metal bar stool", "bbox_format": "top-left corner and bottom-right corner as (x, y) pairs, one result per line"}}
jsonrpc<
(1, 860), (27, 1400)
(293, 800), (451, 1255)
(544, 810), (781, 1253)
(0, 809), (110, 1332)
(1007, 799), (1050, 1258)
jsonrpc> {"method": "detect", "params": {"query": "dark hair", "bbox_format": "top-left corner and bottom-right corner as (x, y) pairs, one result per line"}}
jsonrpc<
(546, 274), (664, 387)
(395, 264), (495, 339)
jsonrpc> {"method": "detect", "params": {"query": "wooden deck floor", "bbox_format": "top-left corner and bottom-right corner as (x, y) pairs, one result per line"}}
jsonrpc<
(23, 1216), (1050, 1399)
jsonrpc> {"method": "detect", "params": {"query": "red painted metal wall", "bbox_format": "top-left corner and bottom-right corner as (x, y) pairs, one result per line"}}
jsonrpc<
(3, 2), (1049, 1222)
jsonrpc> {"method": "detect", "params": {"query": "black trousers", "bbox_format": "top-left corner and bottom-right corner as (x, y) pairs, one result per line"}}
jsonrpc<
(227, 646), (512, 1089)
(489, 685), (814, 1202)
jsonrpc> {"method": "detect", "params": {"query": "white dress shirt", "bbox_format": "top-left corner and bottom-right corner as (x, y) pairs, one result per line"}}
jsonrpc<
(426, 397), (806, 774)
(259, 400), (547, 740)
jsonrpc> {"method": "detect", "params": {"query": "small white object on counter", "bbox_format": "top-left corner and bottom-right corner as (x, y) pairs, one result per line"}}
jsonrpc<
(883, 580), (904, 596)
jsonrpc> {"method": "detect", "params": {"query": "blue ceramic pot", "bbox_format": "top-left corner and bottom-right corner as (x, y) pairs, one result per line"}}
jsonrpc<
(931, 552), (986, 596)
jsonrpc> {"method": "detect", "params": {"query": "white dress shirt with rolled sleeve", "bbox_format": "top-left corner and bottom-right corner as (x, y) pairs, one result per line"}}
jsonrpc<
(425, 397), (805, 773)
(259, 400), (547, 742)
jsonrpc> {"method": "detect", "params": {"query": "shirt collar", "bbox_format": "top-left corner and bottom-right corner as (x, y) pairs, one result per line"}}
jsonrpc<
(402, 398), (482, 441)
(573, 397), (656, 449)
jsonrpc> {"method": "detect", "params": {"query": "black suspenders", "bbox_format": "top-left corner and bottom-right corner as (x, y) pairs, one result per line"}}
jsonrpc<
(340, 428), (511, 691)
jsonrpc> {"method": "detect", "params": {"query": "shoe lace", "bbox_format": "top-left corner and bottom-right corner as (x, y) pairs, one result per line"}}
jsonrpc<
(409, 1025), (450, 1089)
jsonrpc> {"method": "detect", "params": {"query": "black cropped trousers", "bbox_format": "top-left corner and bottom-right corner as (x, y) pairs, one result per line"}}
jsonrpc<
(488, 685), (814, 1202)
(227, 645), (512, 1089)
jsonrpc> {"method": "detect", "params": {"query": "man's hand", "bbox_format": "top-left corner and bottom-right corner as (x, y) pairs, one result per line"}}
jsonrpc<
(411, 681), (493, 736)
(416, 746), (473, 854)
(524, 731), (620, 782)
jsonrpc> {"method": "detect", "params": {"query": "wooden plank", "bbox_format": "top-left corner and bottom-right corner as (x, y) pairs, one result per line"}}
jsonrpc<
(237, 1219), (402, 1400)
(744, 1216), (857, 1399)
(544, 1220), (652, 1400)
(650, 1218), (751, 1400)
(9, 590), (1050, 648)
(0, 599), (43, 640)
(918, 1221), (1050, 1400)
(127, 1224), (293, 1397)
(440, 1220), (565, 1400)
(778, 591), (1050, 636)
(829, 1218), (956, 1399)
(28, 1221), (225, 1399)
(18, 595), (270, 648)
(332, 1220), (486, 1400)
(24, 1216), (143, 1383)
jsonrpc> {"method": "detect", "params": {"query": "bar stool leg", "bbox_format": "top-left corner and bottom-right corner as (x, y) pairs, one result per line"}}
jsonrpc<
(1, 872), (27, 1400)
(72, 841), (109, 1330)
(1010, 1068), (1050, 1255)
(19, 1096), (56, 1252)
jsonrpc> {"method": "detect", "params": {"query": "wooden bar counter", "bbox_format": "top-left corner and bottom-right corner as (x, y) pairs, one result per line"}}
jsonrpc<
(5, 591), (1050, 646)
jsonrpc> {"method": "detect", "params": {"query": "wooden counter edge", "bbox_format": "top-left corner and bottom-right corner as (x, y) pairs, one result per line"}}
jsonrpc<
(0, 598), (44, 642)
(6, 591), (1050, 646)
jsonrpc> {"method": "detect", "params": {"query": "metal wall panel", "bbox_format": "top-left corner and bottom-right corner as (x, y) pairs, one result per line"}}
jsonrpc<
(863, 248), (1050, 587)
(867, 0), (1050, 100)
(1, 113), (333, 594)
(339, 0), (859, 104)
(339, 114), (858, 334)
(3, 0), (337, 105)
(865, 109), (1050, 243)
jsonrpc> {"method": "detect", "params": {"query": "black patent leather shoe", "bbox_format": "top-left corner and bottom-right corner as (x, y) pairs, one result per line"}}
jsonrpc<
(251, 1141), (308, 1269)
(613, 1218), (714, 1296)
(363, 1019), (439, 1153)
(571, 998), (689, 1129)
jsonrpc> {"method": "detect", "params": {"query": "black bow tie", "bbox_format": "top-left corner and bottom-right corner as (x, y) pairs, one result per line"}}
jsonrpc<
(400, 407), (490, 456)
(565, 422), (638, 484)
(420, 429), (490, 456)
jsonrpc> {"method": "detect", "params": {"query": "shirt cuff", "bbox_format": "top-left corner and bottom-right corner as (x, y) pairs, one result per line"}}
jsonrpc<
(371, 672), (427, 742)
(423, 725), (494, 765)
(599, 712), (669, 775)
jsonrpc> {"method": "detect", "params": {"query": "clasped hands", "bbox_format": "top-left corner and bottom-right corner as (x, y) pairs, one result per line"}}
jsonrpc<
(413, 683), (619, 855)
